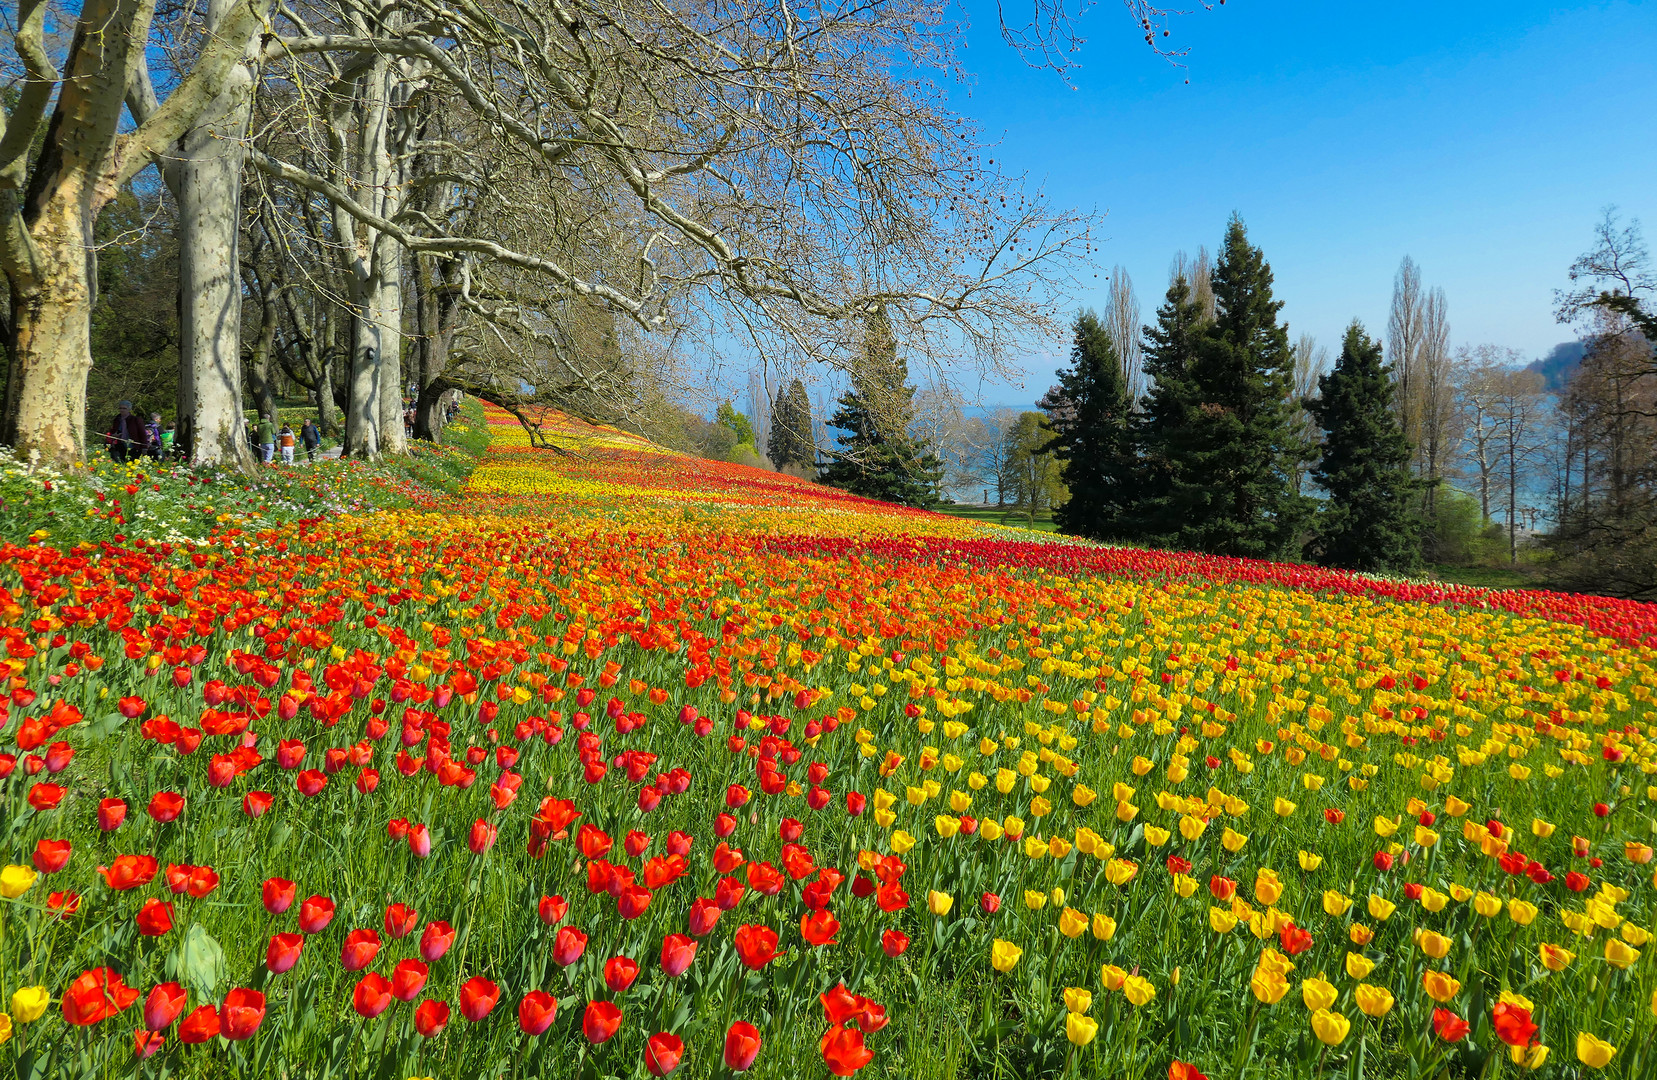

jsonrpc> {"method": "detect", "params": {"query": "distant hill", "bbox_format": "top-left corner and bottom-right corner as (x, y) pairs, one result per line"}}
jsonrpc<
(1525, 340), (1586, 391)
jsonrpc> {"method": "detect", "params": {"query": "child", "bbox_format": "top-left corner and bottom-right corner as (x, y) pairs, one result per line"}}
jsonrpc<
(279, 422), (297, 465)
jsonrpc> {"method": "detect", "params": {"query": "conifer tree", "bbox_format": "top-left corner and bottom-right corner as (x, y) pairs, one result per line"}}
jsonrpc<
(1124, 272), (1206, 543)
(818, 307), (941, 506)
(1154, 216), (1310, 557)
(1307, 321), (1422, 571)
(1043, 310), (1136, 539)
(767, 378), (816, 472)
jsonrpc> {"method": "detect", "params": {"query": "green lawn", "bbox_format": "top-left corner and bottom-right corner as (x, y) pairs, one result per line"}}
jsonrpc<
(1425, 563), (1541, 590)
(935, 503), (1060, 532)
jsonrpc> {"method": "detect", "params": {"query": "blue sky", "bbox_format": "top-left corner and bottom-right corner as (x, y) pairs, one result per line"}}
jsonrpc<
(954, 0), (1657, 405)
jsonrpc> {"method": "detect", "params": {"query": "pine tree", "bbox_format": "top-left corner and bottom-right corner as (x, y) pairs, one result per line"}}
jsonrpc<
(1307, 321), (1422, 571)
(766, 379), (816, 471)
(1043, 310), (1136, 539)
(818, 307), (941, 506)
(1124, 272), (1207, 543)
(1156, 216), (1310, 558)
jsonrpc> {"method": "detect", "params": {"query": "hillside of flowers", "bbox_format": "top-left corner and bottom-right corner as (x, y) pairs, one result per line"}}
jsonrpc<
(0, 401), (1654, 1079)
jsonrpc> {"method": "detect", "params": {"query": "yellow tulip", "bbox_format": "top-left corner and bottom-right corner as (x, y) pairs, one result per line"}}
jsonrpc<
(1448, 883), (1473, 903)
(1297, 850), (1323, 871)
(873, 789), (897, 811)
(1623, 923), (1651, 947)
(1421, 970), (1461, 1003)
(1058, 907), (1088, 939)
(1419, 887), (1448, 913)
(995, 769), (1017, 794)
(1051, 887), (1066, 907)
(1115, 799), (1139, 822)
(1366, 894), (1395, 921)
(927, 890), (954, 917)
(1509, 1044), (1550, 1070)
(1143, 825), (1171, 847)
(1122, 975), (1155, 1006)
(1300, 976), (1337, 1011)
(1532, 818), (1556, 838)
(1063, 987), (1092, 1014)
(1273, 797), (1297, 817)
(968, 771), (989, 791)
(1575, 1033), (1616, 1069)
(10, 987), (47, 1024)
(1031, 795), (1053, 817)
(1250, 969), (1289, 1005)
(1072, 784), (1097, 807)
(1539, 943), (1575, 971)
(1092, 913), (1117, 941)
(934, 815), (961, 838)
(1023, 890), (1047, 911)
(1111, 782), (1136, 802)
(0, 1013), (10, 1045)
(1372, 816), (1399, 837)
(1179, 815), (1207, 841)
(1048, 836), (1073, 859)
(1100, 964), (1127, 991)
(1075, 827), (1104, 855)
(1255, 947), (1296, 977)
(1344, 951), (1375, 979)
(1254, 872), (1282, 907)
(890, 830), (916, 854)
(1221, 828), (1248, 852)
(1418, 930), (1452, 959)
(1209, 907), (1238, 934)
(990, 940), (1023, 972)
(0, 866), (37, 900)
(1603, 939), (1639, 970)
(979, 819), (1004, 841)
(1131, 755), (1155, 776)
(1322, 890), (1352, 916)
(1104, 859), (1138, 886)
(1172, 873), (1197, 898)
(1444, 795), (1470, 816)
(1023, 835), (1050, 860)
(1003, 815), (1025, 839)
(1507, 900), (1538, 926)
(1310, 1009), (1350, 1046)
(1472, 892), (1502, 918)
(1354, 983), (1394, 1017)
(1065, 1012), (1099, 1046)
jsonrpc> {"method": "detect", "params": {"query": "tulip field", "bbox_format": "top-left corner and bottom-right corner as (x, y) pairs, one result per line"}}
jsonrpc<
(2, 403), (1656, 1080)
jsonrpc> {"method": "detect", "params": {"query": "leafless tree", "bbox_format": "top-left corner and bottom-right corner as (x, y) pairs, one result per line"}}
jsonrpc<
(1417, 285), (1453, 506)
(1289, 332), (1327, 495)
(1105, 266), (1143, 403)
(1387, 256), (1424, 454)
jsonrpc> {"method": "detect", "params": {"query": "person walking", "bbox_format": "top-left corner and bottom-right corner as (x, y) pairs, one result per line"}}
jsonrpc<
(300, 419), (321, 463)
(145, 413), (163, 460)
(256, 414), (276, 464)
(104, 401), (146, 462)
(160, 422), (177, 460)
(278, 422), (297, 465)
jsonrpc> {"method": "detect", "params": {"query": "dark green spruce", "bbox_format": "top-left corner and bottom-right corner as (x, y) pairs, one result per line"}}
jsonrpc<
(1043, 310), (1137, 539)
(818, 307), (942, 506)
(1306, 321), (1422, 571)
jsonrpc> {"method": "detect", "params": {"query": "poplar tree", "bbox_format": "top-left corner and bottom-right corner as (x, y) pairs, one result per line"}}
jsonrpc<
(1307, 322), (1422, 571)
(767, 378), (816, 472)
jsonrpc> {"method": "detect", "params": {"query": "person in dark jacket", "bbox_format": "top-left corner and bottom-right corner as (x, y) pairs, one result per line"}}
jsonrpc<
(300, 419), (322, 463)
(105, 401), (146, 462)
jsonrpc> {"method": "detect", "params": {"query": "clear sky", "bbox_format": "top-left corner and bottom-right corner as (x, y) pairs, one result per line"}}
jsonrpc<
(954, 0), (1657, 406)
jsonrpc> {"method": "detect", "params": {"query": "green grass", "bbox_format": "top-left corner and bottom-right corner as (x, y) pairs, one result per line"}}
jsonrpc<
(1425, 563), (1541, 590)
(935, 504), (1060, 533)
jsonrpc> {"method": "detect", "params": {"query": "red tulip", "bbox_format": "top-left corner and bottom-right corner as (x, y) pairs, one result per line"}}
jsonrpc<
(713, 842), (745, 875)
(518, 990), (558, 1036)
(459, 976), (500, 1021)
(1278, 923), (1313, 956)
(341, 929), (381, 971)
(625, 829), (652, 857)
(665, 831), (693, 857)
(135, 899), (174, 936)
(605, 955), (640, 992)
(178, 1005), (221, 1043)
(646, 1032), (685, 1075)
(801, 909), (840, 946)
(553, 926), (588, 967)
(98, 798), (127, 831)
(1208, 875), (1236, 901)
(407, 823), (432, 858)
(468, 818), (498, 854)
(32, 838), (70, 874)
(881, 929), (910, 956)
(582, 1000), (623, 1044)
(391, 959), (429, 1002)
(267, 932), (304, 974)
(298, 895), (336, 934)
(733, 924), (783, 970)
(352, 973), (393, 1018)
(821, 983), (862, 1025)
(1432, 1008), (1470, 1043)
(688, 897), (722, 937)
(62, 968), (141, 1025)
(617, 883), (652, 920)
(724, 1020), (763, 1071)
(980, 891), (1001, 914)
(384, 902), (420, 939)
(1373, 851), (1395, 871)
(98, 854), (159, 891)
(220, 988), (265, 1041)
(134, 1029), (164, 1058)
(660, 933), (697, 976)
(747, 862), (785, 896)
(148, 791), (184, 822)
(420, 920), (456, 962)
(1492, 1002), (1537, 1047)
(414, 999), (450, 1037)
(538, 894), (569, 925)
(262, 877), (296, 914)
(185, 865), (219, 898)
(845, 791), (867, 816)
(577, 824), (613, 859)
(296, 769), (327, 797)
(143, 982), (188, 1030)
(821, 1023), (875, 1076)
(242, 791), (273, 818)
(714, 812), (737, 837)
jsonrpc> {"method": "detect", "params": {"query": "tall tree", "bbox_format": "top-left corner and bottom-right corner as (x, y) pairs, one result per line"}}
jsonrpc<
(1104, 268), (1143, 404)
(1044, 309), (1134, 539)
(818, 307), (941, 506)
(1125, 270), (1206, 543)
(1387, 256), (1425, 453)
(1155, 216), (1309, 557)
(767, 379), (816, 474)
(1306, 321), (1421, 572)
(1003, 411), (1065, 521)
